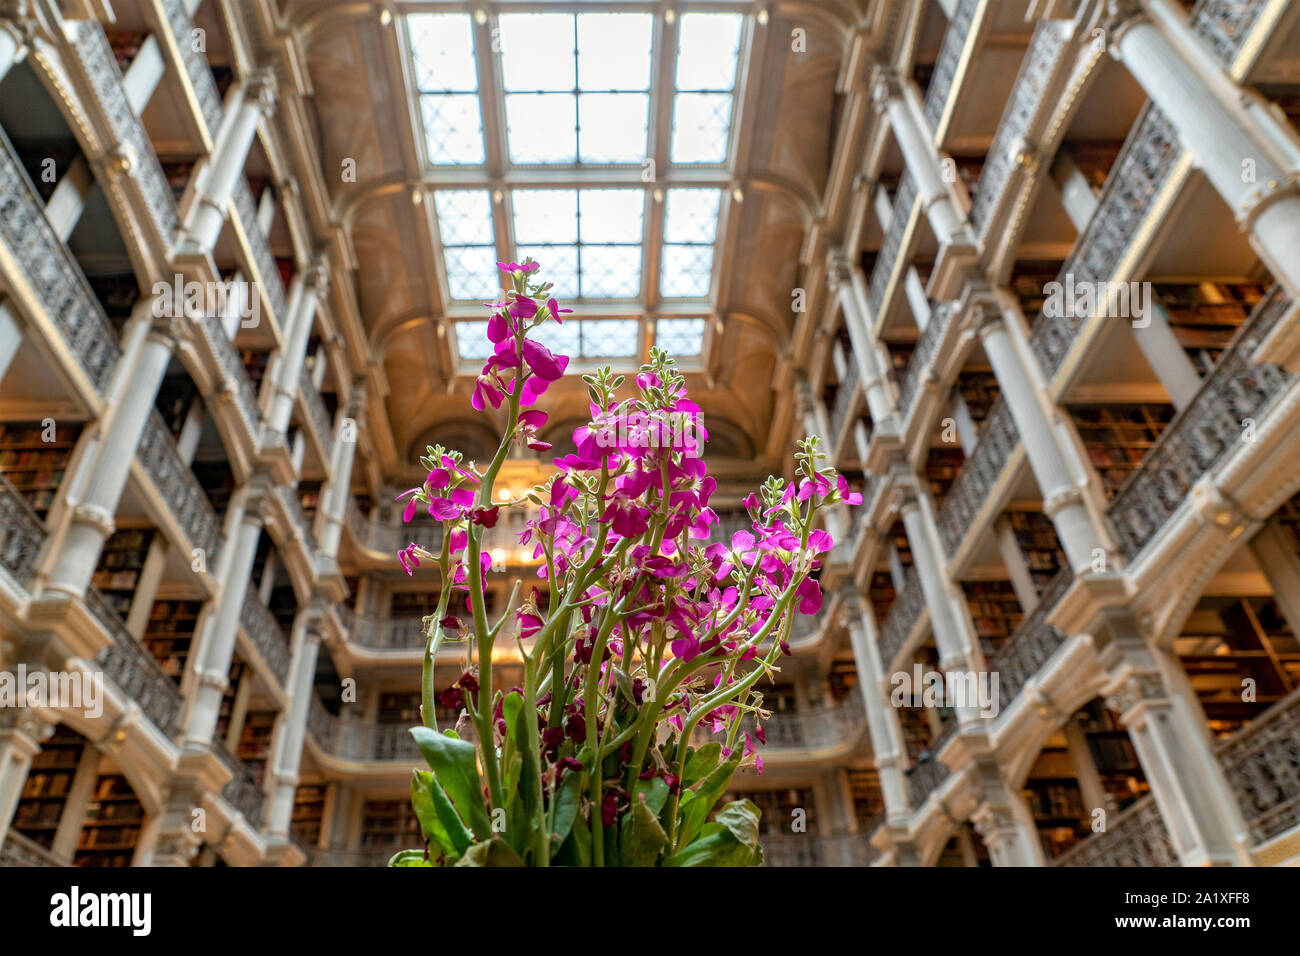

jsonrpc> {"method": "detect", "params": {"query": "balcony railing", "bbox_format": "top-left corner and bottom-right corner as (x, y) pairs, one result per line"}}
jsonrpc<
(761, 831), (879, 867)
(87, 587), (183, 737)
(828, 363), (860, 444)
(969, 19), (1073, 240)
(233, 180), (289, 323)
(198, 315), (262, 440)
(0, 474), (46, 588)
(307, 697), (421, 762)
(158, 0), (225, 137)
(1052, 794), (1177, 866)
(347, 501), (443, 557)
(906, 756), (951, 808)
(936, 395), (1019, 557)
(987, 567), (1072, 705)
(898, 301), (958, 423)
(348, 614), (429, 651)
(867, 173), (918, 324)
(0, 129), (121, 395)
(1108, 288), (1294, 560)
(731, 686), (865, 753)
(301, 370), (334, 450)
(277, 485), (317, 555)
(139, 411), (223, 562)
(1029, 104), (1181, 379)
(306, 846), (394, 867)
(240, 594), (292, 686)
(213, 739), (265, 828)
(878, 568), (924, 670)
(69, 22), (180, 247)
(1190, 0), (1271, 67)
(1216, 686), (1300, 845)
(0, 830), (66, 867)
(921, 0), (979, 135)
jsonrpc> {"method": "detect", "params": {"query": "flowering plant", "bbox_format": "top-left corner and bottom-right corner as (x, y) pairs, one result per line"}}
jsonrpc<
(390, 259), (860, 867)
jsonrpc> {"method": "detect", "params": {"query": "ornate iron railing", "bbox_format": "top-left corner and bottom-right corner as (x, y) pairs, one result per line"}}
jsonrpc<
(866, 174), (917, 323)
(159, 0), (225, 136)
(828, 362), (860, 443)
(1029, 104), (1181, 378)
(936, 396), (1019, 556)
(139, 411), (223, 561)
(1052, 795), (1177, 866)
(306, 697), (421, 762)
(239, 594), (291, 686)
(0, 830), (67, 867)
(1216, 687), (1300, 845)
(233, 180), (289, 322)
(761, 831), (879, 867)
(87, 587), (183, 737)
(0, 130), (121, 394)
(0, 474), (46, 588)
(199, 315), (262, 439)
(213, 739), (265, 827)
(277, 485), (317, 555)
(922, 0), (979, 134)
(970, 19), (1073, 239)
(1190, 0), (1271, 66)
(906, 757), (951, 808)
(987, 567), (1072, 704)
(1108, 288), (1294, 560)
(301, 371), (334, 450)
(878, 568), (924, 670)
(306, 846), (394, 867)
(730, 686), (865, 752)
(898, 301), (958, 422)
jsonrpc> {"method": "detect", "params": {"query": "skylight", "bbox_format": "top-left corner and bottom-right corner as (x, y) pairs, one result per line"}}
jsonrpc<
(433, 190), (499, 301)
(456, 318), (639, 362)
(660, 188), (721, 298)
(498, 13), (653, 165)
(408, 13), (485, 165)
(656, 317), (707, 356)
(512, 188), (645, 300)
(670, 13), (744, 164)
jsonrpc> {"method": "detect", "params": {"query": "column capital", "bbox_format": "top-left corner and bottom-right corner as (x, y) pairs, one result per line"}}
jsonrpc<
(871, 67), (903, 114)
(825, 248), (854, 293)
(303, 255), (331, 297)
(69, 503), (116, 538)
(1102, 0), (1148, 47)
(1104, 671), (1167, 720)
(0, 705), (56, 747)
(245, 67), (279, 117)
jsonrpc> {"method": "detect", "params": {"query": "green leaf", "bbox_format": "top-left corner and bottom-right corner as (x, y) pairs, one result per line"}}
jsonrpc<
(411, 770), (471, 858)
(410, 726), (493, 840)
(570, 803), (592, 866)
(682, 742), (721, 788)
(662, 822), (757, 868)
(620, 796), (668, 867)
(454, 838), (526, 867)
(388, 848), (433, 867)
(550, 768), (584, 845)
(715, 799), (761, 852)
(675, 747), (742, 850)
(631, 775), (670, 817)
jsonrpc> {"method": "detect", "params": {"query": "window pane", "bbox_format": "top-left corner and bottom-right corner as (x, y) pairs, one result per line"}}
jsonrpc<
(578, 189), (644, 244)
(670, 92), (733, 164)
(444, 246), (499, 300)
(498, 14), (575, 91)
(421, 95), (486, 165)
(409, 14), (478, 92)
(578, 93), (648, 163)
(434, 190), (494, 246)
(505, 94), (577, 164)
(513, 190), (578, 244)
(656, 317), (706, 355)
(675, 13), (742, 91)
(581, 245), (642, 298)
(582, 319), (639, 357)
(456, 321), (494, 360)
(660, 244), (714, 298)
(577, 13), (653, 90)
(663, 188), (721, 243)
(518, 244), (579, 299)
(530, 319), (581, 357)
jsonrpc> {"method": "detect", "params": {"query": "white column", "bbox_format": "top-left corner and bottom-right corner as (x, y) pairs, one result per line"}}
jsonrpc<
(794, 375), (847, 544)
(0, 297), (23, 384)
(42, 310), (179, 599)
(182, 480), (269, 749)
(265, 610), (323, 841)
(843, 592), (912, 821)
(1107, 1), (1300, 295)
(977, 298), (1106, 572)
(829, 251), (900, 434)
(1248, 522), (1300, 641)
(972, 789), (1047, 866)
(0, 710), (51, 846)
(316, 383), (364, 563)
(51, 744), (100, 860)
(994, 515), (1040, 614)
(0, 10), (33, 83)
(266, 259), (329, 436)
(178, 69), (277, 256)
(1063, 717), (1110, 821)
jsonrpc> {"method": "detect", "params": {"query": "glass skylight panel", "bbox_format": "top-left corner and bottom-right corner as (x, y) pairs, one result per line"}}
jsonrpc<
(511, 188), (644, 300)
(455, 321), (495, 360)
(660, 188), (721, 298)
(670, 13), (743, 164)
(408, 14), (485, 165)
(656, 318), (706, 355)
(499, 12), (653, 166)
(582, 319), (639, 357)
(434, 190), (499, 301)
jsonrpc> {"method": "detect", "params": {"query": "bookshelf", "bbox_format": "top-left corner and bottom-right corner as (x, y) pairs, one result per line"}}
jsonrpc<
(291, 783), (328, 846)
(86, 275), (139, 338)
(1156, 281), (1265, 377)
(883, 341), (915, 392)
(141, 599), (203, 683)
(192, 459), (236, 515)
(241, 349), (271, 393)
(214, 659), (248, 742)
(1011, 261), (1067, 322)
(924, 446), (965, 506)
(236, 710), (278, 785)
(91, 528), (156, 619)
(828, 659), (860, 702)
(846, 767), (883, 828)
(962, 580), (1025, 656)
(0, 421), (83, 519)
(361, 799), (422, 848)
(104, 31), (146, 72)
(868, 571), (897, 622)
(956, 368), (998, 428)
(154, 375), (201, 439)
(727, 787), (818, 837)
(1005, 509), (1066, 591)
(887, 519), (912, 568)
(1068, 403), (1175, 498)
(1076, 700), (1149, 811)
(75, 771), (145, 867)
(12, 726), (86, 850)
(298, 480), (322, 525)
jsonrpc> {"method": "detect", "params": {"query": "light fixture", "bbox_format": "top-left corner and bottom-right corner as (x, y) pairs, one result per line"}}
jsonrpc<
(496, 487), (512, 502)
(731, 186), (745, 203)
(412, 188), (423, 205)
(492, 189), (504, 203)
(379, 9), (392, 27)
(664, 8), (676, 24)
(757, 8), (769, 25)
(490, 547), (506, 572)
(653, 187), (665, 203)
(474, 8), (488, 25)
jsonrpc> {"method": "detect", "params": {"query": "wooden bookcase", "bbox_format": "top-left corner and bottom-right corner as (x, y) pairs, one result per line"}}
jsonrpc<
(361, 799), (422, 848)
(291, 784), (328, 846)
(868, 571), (897, 623)
(214, 659), (248, 742)
(154, 375), (201, 439)
(12, 726), (85, 849)
(956, 368), (999, 427)
(1156, 281), (1265, 376)
(1067, 403), (1175, 499)
(727, 787), (818, 837)
(236, 710), (278, 785)
(91, 528), (156, 619)
(191, 459), (236, 516)
(75, 772), (144, 867)
(0, 421), (83, 519)
(924, 446), (965, 506)
(828, 659), (860, 702)
(962, 580), (1024, 656)
(142, 599), (203, 683)
(1011, 260), (1067, 321)
(846, 767), (883, 828)
(1076, 700), (1148, 811)
(1005, 509), (1066, 591)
